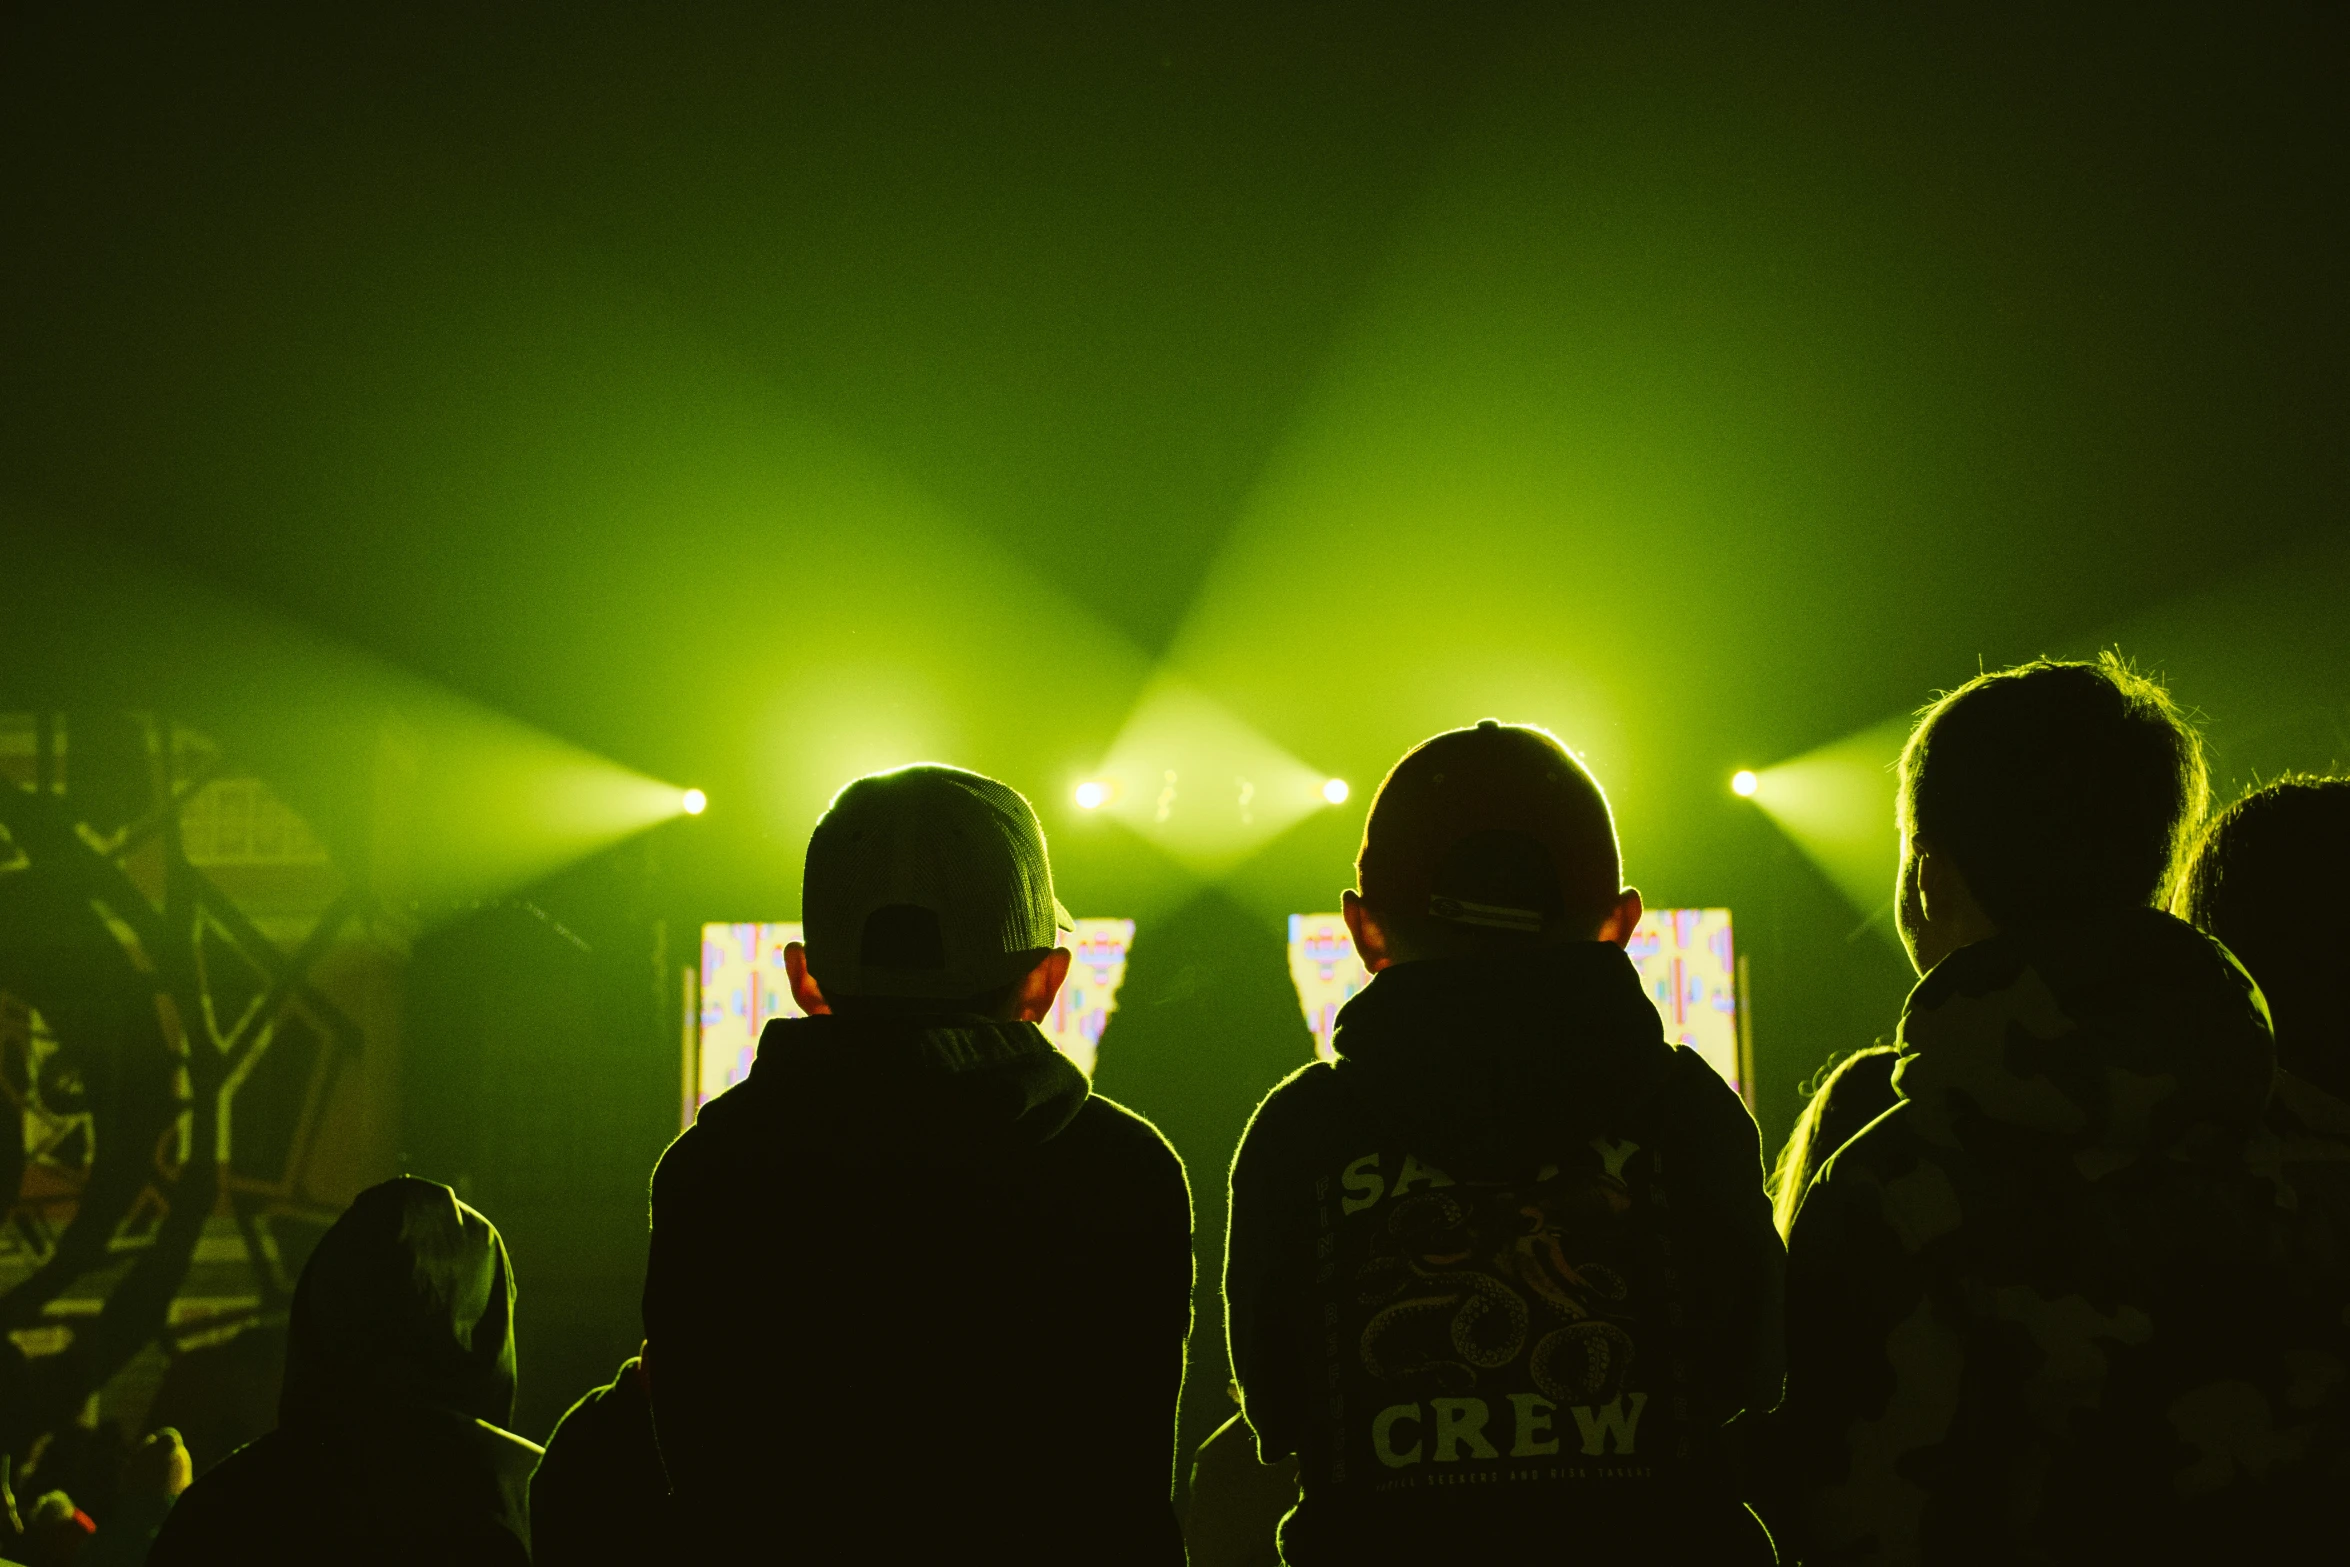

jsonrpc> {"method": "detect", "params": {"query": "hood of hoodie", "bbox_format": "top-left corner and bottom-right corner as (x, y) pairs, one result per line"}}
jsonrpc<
(701, 1010), (1090, 1162)
(281, 1176), (518, 1432)
(1893, 908), (2274, 1175)
(1330, 941), (1676, 1175)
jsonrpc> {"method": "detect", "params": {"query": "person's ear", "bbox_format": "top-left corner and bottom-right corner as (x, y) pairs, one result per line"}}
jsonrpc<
(1342, 889), (1396, 973)
(783, 942), (832, 1016)
(1913, 838), (1997, 952)
(1916, 845), (1958, 925)
(1595, 887), (1645, 948)
(1011, 947), (1074, 1024)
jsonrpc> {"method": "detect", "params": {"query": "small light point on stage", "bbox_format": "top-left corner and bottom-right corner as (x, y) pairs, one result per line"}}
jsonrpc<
(681, 788), (708, 816)
(1321, 778), (1350, 806)
(1074, 780), (1110, 810)
(1730, 769), (1758, 799)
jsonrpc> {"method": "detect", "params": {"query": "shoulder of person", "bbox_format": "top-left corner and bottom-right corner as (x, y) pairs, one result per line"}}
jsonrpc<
(648, 1115), (726, 1205)
(1221, 1065), (1346, 1210)
(1655, 1046), (1761, 1134)
(1790, 1101), (1944, 1261)
(1237, 1061), (1341, 1145)
(1065, 1093), (1189, 1188)
(145, 1432), (299, 1560)
(1815, 1097), (1919, 1183)
(547, 1355), (645, 1438)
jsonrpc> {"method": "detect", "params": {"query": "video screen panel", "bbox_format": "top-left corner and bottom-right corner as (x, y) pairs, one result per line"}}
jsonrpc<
(698, 909), (1747, 1118)
(1040, 918), (1135, 1078)
(1287, 913), (1369, 1065)
(1625, 907), (1745, 1099)
(697, 921), (805, 1109)
(695, 917), (1135, 1112)
(1284, 907), (1749, 1101)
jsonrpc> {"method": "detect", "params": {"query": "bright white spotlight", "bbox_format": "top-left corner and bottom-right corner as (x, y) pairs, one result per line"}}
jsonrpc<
(1730, 770), (1758, 799)
(1321, 777), (1350, 806)
(1074, 780), (1110, 810)
(681, 788), (708, 816)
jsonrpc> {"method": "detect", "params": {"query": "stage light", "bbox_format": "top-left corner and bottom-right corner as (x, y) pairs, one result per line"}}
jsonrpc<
(1730, 769), (1758, 798)
(1321, 777), (1350, 805)
(1742, 714), (1911, 942)
(681, 788), (708, 816)
(1074, 780), (1110, 810)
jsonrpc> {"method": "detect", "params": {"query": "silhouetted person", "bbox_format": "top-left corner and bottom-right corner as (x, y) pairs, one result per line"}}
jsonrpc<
(1766, 1046), (1899, 1239)
(2176, 774), (2350, 1100)
(148, 1177), (539, 1566)
(529, 1350), (671, 1566)
(2175, 774), (2350, 1502)
(1768, 656), (2309, 1563)
(644, 764), (1192, 1563)
(1225, 721), (1783, 1564)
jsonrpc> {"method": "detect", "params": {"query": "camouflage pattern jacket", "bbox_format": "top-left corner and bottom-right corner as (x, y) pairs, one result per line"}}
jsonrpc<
(1768, 909), (2348, 1564)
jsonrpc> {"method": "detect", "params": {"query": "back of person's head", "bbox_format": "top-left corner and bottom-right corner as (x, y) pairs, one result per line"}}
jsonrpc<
(1768, 1045), (1900, 1238)
(801, 763), (1069, 1016)
(2176, 775), (2350, 1095)
(282, 1176), (518, 1431)
(1356, 719), (1624, 962)
(1898, 653), (2207, 926)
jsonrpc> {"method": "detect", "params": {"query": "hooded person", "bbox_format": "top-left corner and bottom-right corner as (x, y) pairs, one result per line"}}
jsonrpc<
(1223, 720), (1784, 1565)
(148, 1177), (539, 1567)
(642, 763), (1192, 1563)
(1765, 658), (2329, 1563)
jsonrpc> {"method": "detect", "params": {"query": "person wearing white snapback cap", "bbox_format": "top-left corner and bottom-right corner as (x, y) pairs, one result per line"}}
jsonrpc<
(643, 764), (1192, 1564)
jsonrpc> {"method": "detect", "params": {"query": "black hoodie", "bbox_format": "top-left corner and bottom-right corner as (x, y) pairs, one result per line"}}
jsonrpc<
(148, 1177), (540, 1567)
(643, 1010), (1192, 1563)
(1224, 943), (1783, 1564)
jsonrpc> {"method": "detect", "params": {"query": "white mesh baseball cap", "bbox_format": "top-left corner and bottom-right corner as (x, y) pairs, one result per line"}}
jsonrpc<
(801, 763), (1073, 1000)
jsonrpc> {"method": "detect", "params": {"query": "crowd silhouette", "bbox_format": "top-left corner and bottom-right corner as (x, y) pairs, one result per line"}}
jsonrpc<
(23, 655), (2349, 1566)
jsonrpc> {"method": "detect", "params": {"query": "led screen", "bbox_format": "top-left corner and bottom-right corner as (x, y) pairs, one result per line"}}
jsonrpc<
(1286, 913), (1369, 1065)
(697, 921), (805, 1110)
(1626, 907), (1745, 1099)
(1040, 918), (1136, 1078)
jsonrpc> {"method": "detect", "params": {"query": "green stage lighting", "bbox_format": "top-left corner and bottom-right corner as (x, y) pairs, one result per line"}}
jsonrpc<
(1748, 715), (1912, 940)
(1074, 779), (1110, 810)
(681, 788), (708, 816)
(1730, 769), (1758, 798)
(1085, 674), (1324, 873)
(1321, 777), (1350, 805)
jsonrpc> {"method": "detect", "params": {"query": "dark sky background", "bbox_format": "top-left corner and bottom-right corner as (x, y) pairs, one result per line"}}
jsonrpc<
(6, 0), (2345, 1442)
